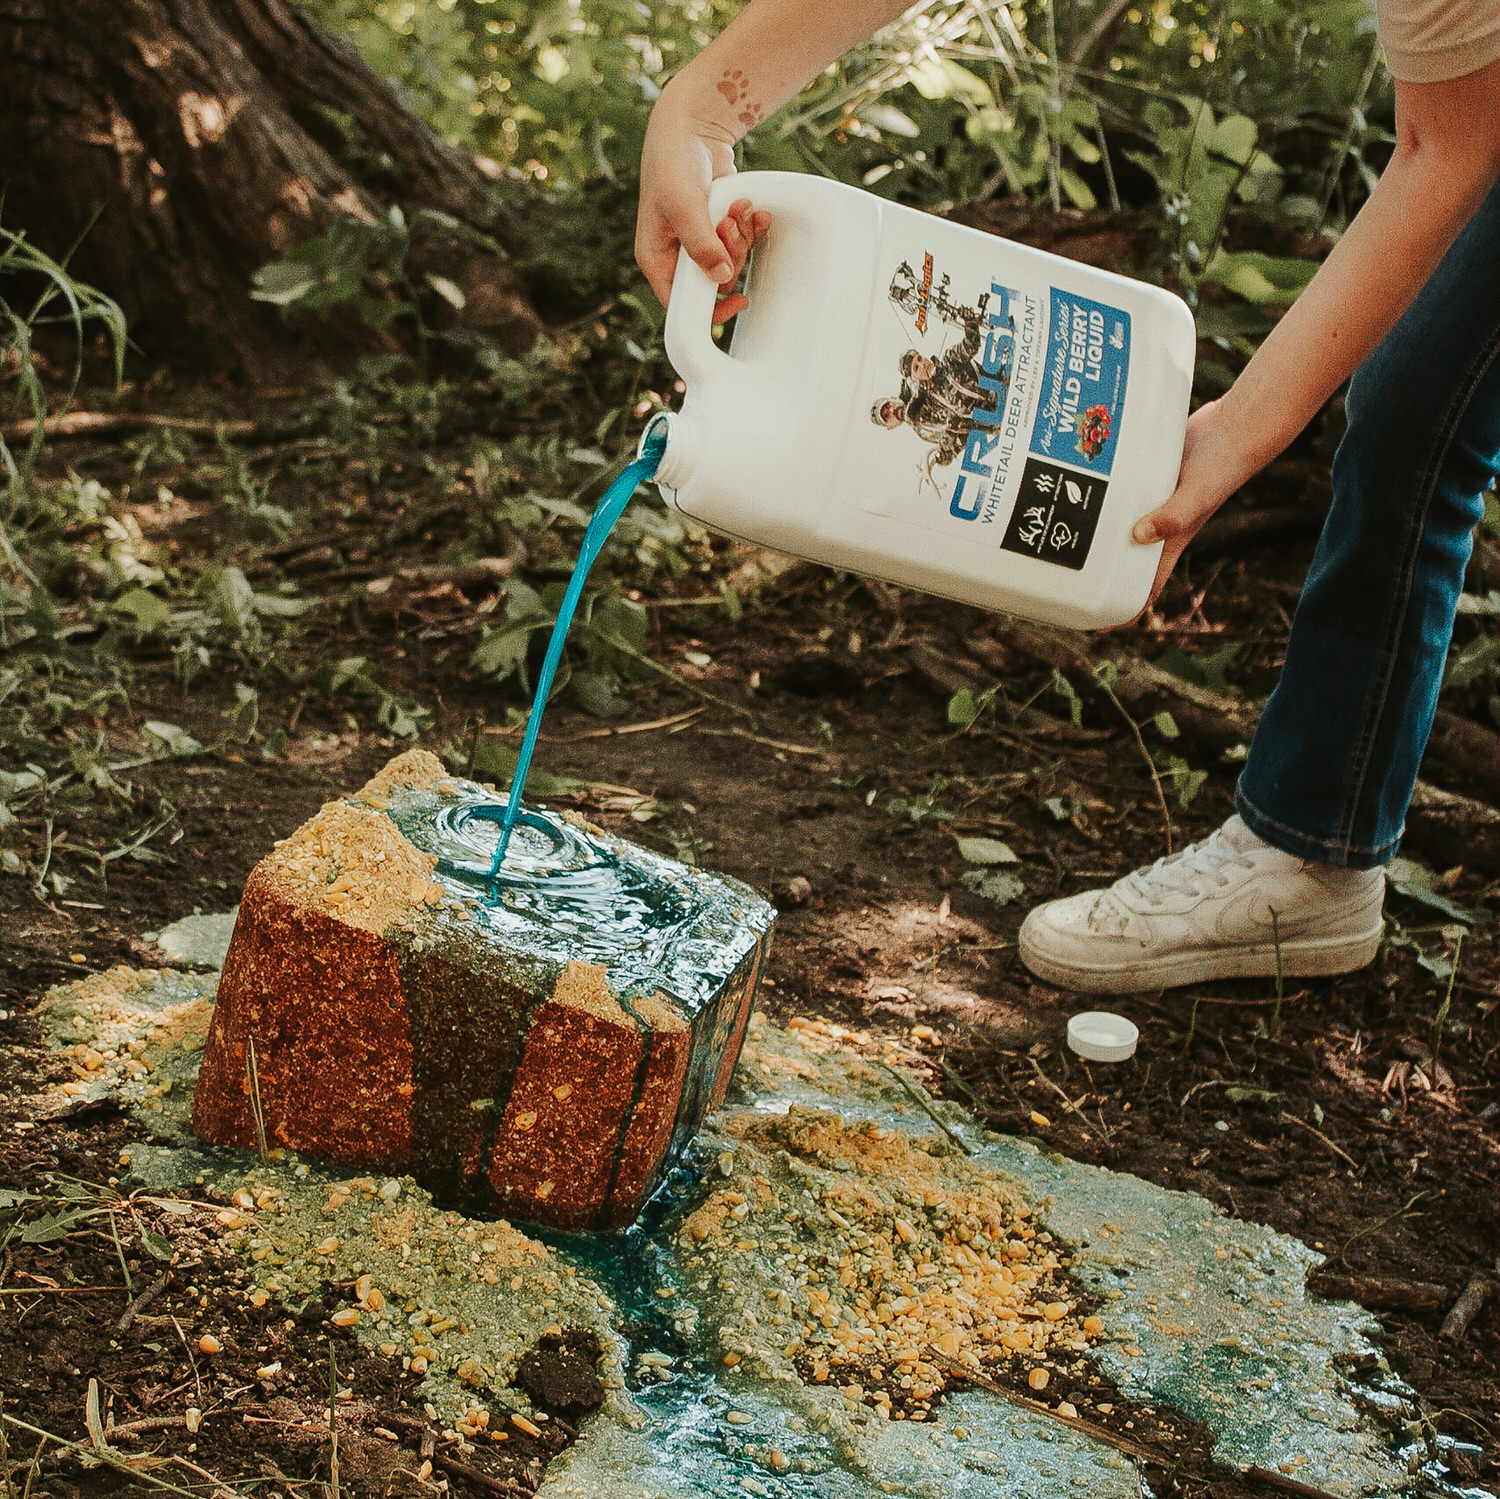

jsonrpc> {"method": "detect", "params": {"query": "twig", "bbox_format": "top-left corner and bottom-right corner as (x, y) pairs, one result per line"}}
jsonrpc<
(2, 412), (258, 442)
(484, 707), (704, 745)
(1030, 1056), (1113, 1143)
(116, 1269), (171, 1334)
(328, 1345), (340, 1499)
(0, 1407), (236, 1499)
(1305, 1269), (1448, 1314)
(245, 1037), (269, 1164)
(1270, 908), (1285, 1034)
(694, 726), (829, 757)
(1243, 1465), (1355, 1499)
(1332, 1191), (1430, 1269)
(427, 1452), (532, 1497)
(107, 1213), (134, 1299)
(0, 1285), (126, 1295)
(1439, 1269), (1497, 1342)
(1278, 1112), (1359, 1171)
(875, 1060), (972, 1156)
(928, 1352), (1163, 1462)
(1431, 931), (1461, 1073)
(1091, 666), (1173, 854)
(105, 1414), (190, 1442)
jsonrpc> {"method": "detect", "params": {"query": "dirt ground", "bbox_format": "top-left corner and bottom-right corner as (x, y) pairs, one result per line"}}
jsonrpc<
(0, 381), (1496, 1497)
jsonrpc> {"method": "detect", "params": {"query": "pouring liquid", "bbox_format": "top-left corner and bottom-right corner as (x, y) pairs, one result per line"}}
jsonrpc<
(486, 427), (667, 878)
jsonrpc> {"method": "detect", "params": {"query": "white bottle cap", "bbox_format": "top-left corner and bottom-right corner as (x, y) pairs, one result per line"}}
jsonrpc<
(1066, 1011), (1139, 1063)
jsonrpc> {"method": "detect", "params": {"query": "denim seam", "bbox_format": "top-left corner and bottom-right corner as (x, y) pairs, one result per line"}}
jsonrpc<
(1334, 318), (1500, 858)
(1236, 782), (1401, 866)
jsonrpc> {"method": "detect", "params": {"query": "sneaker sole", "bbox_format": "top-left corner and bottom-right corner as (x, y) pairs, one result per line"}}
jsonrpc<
(1018, 924), (1384, 994)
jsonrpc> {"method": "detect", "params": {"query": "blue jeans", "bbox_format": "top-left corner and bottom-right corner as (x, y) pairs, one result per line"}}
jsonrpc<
(1236, 171), (1500, 869)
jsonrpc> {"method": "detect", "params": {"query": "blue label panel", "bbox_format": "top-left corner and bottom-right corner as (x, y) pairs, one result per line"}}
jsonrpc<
(1029, 291), (1130, 477)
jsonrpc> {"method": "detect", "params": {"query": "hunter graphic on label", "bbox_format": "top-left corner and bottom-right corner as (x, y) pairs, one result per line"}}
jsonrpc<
(870, 289), (1007, 469)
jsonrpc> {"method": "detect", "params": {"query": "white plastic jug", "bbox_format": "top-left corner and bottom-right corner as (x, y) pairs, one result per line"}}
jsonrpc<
(642, 171), (1196, 631)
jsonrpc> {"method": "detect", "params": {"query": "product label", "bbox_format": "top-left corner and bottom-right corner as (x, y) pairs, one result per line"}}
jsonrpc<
(858, 246), (1131, 572)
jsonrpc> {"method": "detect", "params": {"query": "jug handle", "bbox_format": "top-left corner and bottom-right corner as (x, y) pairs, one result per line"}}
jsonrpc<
(664, 248), (738, 385)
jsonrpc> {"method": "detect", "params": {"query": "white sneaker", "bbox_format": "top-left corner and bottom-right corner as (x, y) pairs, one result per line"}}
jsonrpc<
(1017, 816), (1385, 993)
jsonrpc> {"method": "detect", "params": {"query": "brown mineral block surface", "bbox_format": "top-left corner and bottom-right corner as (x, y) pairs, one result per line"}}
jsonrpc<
(192, 750), (774, 1230)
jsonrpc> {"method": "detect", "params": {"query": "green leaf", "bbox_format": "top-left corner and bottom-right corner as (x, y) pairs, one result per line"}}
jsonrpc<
(960, 868), (1026, 905)
(570, 669), (628, 718)
(470, 624), (536, 681)
(1223, 1086), (1281, 1106)
(140, 1227), (173, 1261)
(1201, 249), (1319, 306)
(112, 587), (171, 635)
(470, 741), (518, 783)
(1211, 113), (1259, 165)
(955, 836), (1018, 866)
(424, 274), (467, 310)
(947, 689), (976, 727)
(142, 721), (203, 757)
(1387, 857), (1489, 926)
(1151, 711), (1180, 740)
(250, 260), (320, 306)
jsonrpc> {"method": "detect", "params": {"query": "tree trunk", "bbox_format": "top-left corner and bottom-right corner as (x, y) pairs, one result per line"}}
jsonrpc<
(0, 0), (543, 370)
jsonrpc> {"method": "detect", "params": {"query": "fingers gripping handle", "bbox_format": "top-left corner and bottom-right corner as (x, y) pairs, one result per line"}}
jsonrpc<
(664, 244), (737, 385)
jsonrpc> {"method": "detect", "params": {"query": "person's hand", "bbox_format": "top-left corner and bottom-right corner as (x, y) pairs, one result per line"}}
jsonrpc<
(636, 86), (740, 308)
(710, 199), (772, 321)
(1129, 400), (1244, 613)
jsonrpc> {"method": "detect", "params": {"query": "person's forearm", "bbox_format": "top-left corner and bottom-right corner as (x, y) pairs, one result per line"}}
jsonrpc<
(658, 0), (915, 143)
(1211, 69), (1500, 492)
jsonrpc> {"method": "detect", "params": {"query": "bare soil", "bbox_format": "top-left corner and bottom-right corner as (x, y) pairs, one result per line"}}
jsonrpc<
(0, 385), (1495, 1497)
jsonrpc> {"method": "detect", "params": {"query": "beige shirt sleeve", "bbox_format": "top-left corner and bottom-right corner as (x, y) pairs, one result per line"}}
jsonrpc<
(1376, 0), (1500, 81)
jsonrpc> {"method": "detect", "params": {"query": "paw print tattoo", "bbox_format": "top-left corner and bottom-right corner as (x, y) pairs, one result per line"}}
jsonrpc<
(717, 68), (749, 105)
(717, 69), (764, 127)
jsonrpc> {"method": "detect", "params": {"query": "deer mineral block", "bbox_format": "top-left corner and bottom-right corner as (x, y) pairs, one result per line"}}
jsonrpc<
(191, 750), (774, 1230)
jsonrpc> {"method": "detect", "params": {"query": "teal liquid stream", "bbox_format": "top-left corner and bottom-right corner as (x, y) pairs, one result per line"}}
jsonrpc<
(487, 428), (666, 878)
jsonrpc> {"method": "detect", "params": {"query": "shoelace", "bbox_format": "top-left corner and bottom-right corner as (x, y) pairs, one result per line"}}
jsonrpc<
(1120, 830), (1258, 907)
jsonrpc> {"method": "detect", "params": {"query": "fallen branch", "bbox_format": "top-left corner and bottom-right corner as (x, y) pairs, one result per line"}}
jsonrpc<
(361, 557), (519, 612)
(1439, 1268), (1498, 1342)
(1304, 1269), (1448, 1314)
(991, 623), (1500, 872)
(2, 412), (259, 442)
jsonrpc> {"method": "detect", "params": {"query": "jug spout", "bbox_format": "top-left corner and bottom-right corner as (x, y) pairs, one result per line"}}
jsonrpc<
(639, 410), (699, 492)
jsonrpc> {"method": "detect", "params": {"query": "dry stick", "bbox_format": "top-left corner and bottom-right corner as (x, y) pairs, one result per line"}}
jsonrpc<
(427, 1452), (531, 1497)
(1278, 1112), (1360, 1171)
(2, 412), (258, 442)
(116, 1268), (171, 1334)
(0, 1411), (233, 1499)
(1089, 666), (1174, 854)
(245, 1037), (269, 1164)
(0, 1284), (126, 1295)
(695, 725), (830, 757)
(1029, 1056), (1114, 1144)
(105, 1414), (191, 1442)
(1305, 1269), (1448, 1314)
(327, 1345), (340, 1499)
(932, 1353), (1348, 1499)
(927, 1352), (1164, 1463)
(485, 707), (704, 744)
(875, 1060), (973, 1156)
(1430, 931), (1461, 1074)
(1439, 1269), (1498, 1342)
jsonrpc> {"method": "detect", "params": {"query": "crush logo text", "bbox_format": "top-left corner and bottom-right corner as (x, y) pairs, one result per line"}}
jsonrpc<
(948, 284), (1019, 522)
